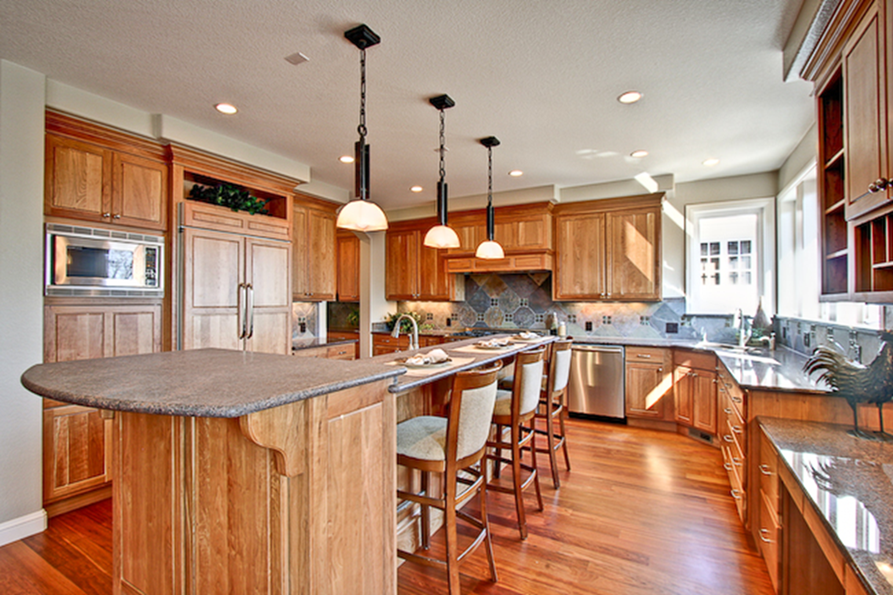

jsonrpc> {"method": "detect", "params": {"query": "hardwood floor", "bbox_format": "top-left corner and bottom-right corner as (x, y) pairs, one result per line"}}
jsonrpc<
(0, 419), (772, 595)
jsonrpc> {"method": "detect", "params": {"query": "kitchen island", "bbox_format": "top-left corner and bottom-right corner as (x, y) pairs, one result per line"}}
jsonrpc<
(20, 336), (553, 595)
(21, 348), (404, 595)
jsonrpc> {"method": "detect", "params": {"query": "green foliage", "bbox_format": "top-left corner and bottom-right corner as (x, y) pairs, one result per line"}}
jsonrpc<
(385, 311), (423, 333)
(189, 183), (269, 215)
(346, 309), (359, 328)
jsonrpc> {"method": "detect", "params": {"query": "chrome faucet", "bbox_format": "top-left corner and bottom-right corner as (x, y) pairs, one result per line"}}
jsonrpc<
(734, 309), (750, 347)
(391, 314), (419, 351)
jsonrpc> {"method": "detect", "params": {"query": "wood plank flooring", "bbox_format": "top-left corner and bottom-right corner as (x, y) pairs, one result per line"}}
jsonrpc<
(0, 419), (772, 595)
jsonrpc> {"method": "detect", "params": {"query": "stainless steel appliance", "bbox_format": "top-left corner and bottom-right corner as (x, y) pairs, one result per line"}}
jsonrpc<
(45, 223), (163, 297)
(568, 344), (625, 418)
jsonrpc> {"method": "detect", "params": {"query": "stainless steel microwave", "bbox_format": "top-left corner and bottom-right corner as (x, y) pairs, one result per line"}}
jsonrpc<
(45, 223), (164, 297)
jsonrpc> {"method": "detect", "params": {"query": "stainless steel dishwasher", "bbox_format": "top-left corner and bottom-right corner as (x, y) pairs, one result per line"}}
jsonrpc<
(568, 344), (625, 418)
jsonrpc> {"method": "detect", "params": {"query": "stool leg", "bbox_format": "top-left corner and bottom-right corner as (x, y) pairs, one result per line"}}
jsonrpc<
(493, 424), (502, 479)
(478, 480), (498, 583)
(559, 401), (571, 472)
(510, 424), (528, 540)
(529, 426), (544, 512)
(546, 401), (560, 488)
(445, 485), (461, 595)
(420, 471), (430, 550)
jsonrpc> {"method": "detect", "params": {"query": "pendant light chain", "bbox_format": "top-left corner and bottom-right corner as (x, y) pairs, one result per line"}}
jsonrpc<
(438, 108), (446, 181)
(358, 48), (367, 140)
(487, 145), (493, 206)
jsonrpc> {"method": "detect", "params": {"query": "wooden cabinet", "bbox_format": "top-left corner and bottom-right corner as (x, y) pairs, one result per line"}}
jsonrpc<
(336, 232), (360, 301)
(624, 347), (673, 420)
(293, 201), (336, 301)
(180, 203), (292, 355)
(553, 195), (662, 301)
(45, 113), (168, 231)
(757, 429), (780, 592)
(43, 302), (162, 515)
(372, 332), (410, 356)
(385, 226), (462, 301)
(673, 350), (717, 435)
(292, 342), (357, 360)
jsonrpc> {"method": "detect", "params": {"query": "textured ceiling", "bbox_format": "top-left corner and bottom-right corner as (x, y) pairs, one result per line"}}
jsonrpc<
(0, 0), (814, 209)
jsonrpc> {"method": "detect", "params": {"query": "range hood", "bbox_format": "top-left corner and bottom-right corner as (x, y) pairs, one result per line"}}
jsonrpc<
(444, 250), (553, 273)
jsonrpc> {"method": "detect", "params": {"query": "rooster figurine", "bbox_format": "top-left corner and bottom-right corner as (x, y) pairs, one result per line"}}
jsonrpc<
(803, 332), (893, 439)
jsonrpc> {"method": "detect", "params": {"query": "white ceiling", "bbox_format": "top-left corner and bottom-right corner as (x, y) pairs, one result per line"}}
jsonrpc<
(0, 0), (815, 209)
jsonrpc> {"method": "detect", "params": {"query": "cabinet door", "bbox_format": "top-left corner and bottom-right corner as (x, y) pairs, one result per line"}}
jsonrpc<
(691, 371), (718, 434)
(337, 233), (360, 302)
(181, 227), (244, 351)
(44, 307), (107, 363)
(606, 208), (661, 300)
(449, 221), (484, 254)
(111, 152), (168, 231)
(844, 5), (888, 219)
(674, 366), (694, 426)
(625, 363), (670, 418)
(43, 405), (111, 504)
(45, 134), (111, 221)
(386, 230), (419, 300)
(554, 212), (606, 300)
(306, 208), (336, 300)
(245, 237), (292, 355)
(292, 206), (309, 299)
(418, 242), (450, 300)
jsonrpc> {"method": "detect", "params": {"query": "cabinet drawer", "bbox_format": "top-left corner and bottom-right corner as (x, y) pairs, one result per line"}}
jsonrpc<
(758, 490), (780, 592)
(720, 391), (746, 451)
(373, 334), (410, 348)
(759, 430), (779, 509)
(326, 344), (355, 360)
(625, 346), (669, 364)
(721, 416), (746, 465)
(674, 349), (716, 371)
(726, 449), (746, 522)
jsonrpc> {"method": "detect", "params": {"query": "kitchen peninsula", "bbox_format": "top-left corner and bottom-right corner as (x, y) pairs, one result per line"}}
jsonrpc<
(20, 336), (551, 595)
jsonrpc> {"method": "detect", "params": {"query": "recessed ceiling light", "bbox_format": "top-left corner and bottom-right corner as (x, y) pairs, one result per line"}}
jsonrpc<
(509, 170), (523, 177)
(703, 158), (720, 167)
(411, 186), (423, 193)
(215, 103), (238, 115)
(339, 155), (355, 163)
(617, 91), (643, 104)
(630, 150), (649, 158)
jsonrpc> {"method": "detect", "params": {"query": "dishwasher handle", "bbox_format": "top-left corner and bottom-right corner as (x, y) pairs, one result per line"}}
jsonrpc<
(571, 344), (624, 354)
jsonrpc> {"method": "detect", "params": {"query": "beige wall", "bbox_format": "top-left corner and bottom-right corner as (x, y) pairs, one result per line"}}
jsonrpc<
(0, 60), (46, 543)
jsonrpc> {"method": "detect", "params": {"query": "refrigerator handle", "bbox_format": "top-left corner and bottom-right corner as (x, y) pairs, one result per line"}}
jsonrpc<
(238, 283), (247, 339)
(246, 284), (255, 339)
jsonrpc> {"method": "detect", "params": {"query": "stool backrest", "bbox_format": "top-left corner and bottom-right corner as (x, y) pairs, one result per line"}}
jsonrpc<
(513, 348), (546, 417)
(548, 339), (573, 394)
(449, 361), (503, 462)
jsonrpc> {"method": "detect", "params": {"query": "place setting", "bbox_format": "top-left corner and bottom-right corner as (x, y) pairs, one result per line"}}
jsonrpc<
(387, 348), (474, 376)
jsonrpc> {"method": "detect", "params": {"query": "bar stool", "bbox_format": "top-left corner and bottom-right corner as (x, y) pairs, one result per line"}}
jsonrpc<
(396, 361), (503, 595)
(485, 348), (545, 540)
(532, 339), (573, 488)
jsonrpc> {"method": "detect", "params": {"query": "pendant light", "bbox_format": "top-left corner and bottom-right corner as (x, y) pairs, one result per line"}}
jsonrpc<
(476, 136), (505, 259)
(423, 94), (460, 248)
(336, 24), (388, 232)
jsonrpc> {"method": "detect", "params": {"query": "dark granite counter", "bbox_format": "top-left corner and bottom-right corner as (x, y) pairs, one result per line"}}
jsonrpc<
(21, 348), (404, 418)
(759, 417), (893, 595)
(372, 334), (556, 394)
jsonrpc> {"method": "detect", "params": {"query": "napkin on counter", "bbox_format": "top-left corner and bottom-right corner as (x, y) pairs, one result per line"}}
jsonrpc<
(404, 348), (451, 366)
(513, 331), (541, 340)
(477, 337), (512, 348)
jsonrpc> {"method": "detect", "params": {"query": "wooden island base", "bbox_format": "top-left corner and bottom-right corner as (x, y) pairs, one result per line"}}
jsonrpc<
(111, 380), (396, 595)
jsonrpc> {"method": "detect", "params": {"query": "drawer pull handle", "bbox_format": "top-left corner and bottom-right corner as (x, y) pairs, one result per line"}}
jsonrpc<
(723, 435), (734, 443)
(759, 528), (774, 543)
(730, 489), (742, 500)
(723, 408), (733, 415)
(723, 462), (732, 471)
(731, 396), (742, 404)
(759, 464), (773, 476)
(732, 457), (742, 467)
(636, 354), (652, 358)
(732, 426), (742, 434)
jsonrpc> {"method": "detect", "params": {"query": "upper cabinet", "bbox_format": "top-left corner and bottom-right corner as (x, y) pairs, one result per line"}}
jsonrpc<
(385, 225), (463, 301)
(336, 231), (360, 302)
(45, 112), (168, 231)
(807, 0), (893, 300)
(553, 195), (662, 301)
(293, 199), (337, 301)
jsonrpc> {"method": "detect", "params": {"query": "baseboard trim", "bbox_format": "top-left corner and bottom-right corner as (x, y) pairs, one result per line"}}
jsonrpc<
(0, 509), (47, 547)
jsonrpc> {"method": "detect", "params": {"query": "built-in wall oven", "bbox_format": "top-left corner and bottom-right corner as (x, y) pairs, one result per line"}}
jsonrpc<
(45, 223), (163, 297)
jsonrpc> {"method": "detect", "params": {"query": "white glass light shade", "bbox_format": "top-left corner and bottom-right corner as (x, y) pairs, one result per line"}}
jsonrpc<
(336, 199), (388, 232)
(475, 240), (505, 259)
(423, 224), (460, 248)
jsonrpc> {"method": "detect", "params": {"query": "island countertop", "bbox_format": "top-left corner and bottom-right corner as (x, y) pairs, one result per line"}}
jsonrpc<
(21, 348), (405, 418)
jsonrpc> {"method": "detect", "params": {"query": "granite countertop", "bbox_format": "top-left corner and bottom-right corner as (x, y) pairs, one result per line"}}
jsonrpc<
(21, 348), (404, 418)
(570, 336), (827, 394)
(759, 417), (893, 595)
(372, 334), (557, 394)
(292, 337), (357, 351)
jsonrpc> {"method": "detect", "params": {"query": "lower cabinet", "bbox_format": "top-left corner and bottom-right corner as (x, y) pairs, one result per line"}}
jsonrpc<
(625, 347), (674, 420)
(673, 351), (718, 435)
(43, 302), (162, 515)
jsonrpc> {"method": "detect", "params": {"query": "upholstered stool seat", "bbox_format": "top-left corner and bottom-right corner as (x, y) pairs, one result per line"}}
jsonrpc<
(492, 389), (512, 417)
(397, 416), (449, 460)
(531, 339), (573, 488)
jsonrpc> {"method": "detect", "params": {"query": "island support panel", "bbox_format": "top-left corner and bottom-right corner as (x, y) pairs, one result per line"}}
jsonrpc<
(110, 381), (396, 595)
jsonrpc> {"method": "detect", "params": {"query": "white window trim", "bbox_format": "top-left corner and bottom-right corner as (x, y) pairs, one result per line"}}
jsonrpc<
(685, 197), (776, 315)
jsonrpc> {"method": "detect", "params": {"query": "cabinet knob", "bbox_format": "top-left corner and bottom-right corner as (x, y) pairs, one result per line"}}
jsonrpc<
(657, 367), (662, 372)
(868, 178), (889, 193)
(113, 214), (121, 219)
(102, 212), (111, 218)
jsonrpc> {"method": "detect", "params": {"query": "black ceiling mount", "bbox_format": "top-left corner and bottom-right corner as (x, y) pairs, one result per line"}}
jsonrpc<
(344, 24), (381, 49)
(479, 136), (500, 148)
(429, 94), (455, 110)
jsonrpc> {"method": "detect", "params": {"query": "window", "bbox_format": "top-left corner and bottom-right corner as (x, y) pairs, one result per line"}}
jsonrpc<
(686, 199), (774, 314)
